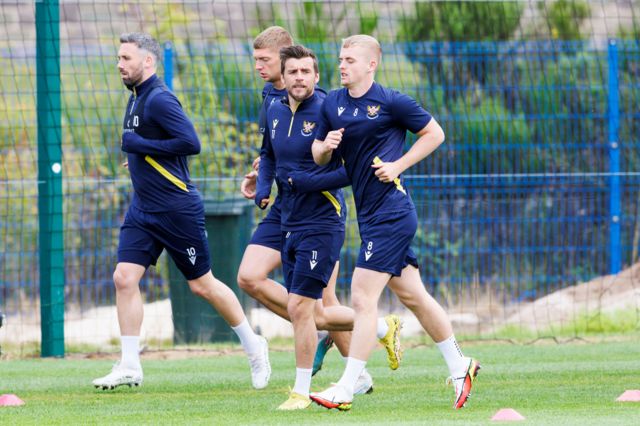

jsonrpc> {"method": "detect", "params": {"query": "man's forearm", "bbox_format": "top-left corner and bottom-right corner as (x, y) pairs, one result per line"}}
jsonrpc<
(312, 140), (331, 165)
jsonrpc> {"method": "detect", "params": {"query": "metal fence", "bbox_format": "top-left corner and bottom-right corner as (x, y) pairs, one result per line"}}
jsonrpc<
(1, 1), (640, 353)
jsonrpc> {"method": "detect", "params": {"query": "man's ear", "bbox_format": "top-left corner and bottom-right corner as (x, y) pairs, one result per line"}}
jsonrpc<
(145, 53), (155, 69)
(368, 59), (378, 73)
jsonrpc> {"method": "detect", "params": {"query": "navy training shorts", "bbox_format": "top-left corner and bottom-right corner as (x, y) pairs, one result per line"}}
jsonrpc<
(281, 229), (345, 299)
(248, 197), (282, 251)
(117, 205), (211, 280)
(356, 209), (419, 277)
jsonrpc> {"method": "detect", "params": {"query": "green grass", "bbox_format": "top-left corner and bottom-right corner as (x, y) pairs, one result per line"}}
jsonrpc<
(1, 341), (639, 425)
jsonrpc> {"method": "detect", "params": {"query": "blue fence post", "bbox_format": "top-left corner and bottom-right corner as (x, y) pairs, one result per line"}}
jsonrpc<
(608, 39), (621, 274)
(164, 41), (173, 91)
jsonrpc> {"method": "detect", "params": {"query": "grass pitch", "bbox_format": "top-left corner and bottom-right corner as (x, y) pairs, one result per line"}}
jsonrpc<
(1, 339), (639, 425)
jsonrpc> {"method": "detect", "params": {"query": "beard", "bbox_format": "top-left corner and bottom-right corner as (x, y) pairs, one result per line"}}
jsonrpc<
(121, 67), (144, 90)
(289, 86), (313, 103)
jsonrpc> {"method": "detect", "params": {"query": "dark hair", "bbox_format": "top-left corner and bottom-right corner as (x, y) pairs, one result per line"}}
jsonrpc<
(119, 32), (162, 63)
(279, 45), (319, 75)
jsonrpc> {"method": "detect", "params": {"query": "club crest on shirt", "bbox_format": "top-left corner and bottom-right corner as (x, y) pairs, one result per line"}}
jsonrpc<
(337, 106), (345, 116)
(367, 105), (380, 119)
(301, 120), (316, 136)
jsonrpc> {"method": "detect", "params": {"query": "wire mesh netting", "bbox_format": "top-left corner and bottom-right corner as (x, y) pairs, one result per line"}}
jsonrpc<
(1, 1), (640, 353)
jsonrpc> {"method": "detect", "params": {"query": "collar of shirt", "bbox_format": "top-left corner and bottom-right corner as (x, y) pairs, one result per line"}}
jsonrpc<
(280, 90), (321, 112)
(345, 81), (378, 101)
(130, 74), (159, 95)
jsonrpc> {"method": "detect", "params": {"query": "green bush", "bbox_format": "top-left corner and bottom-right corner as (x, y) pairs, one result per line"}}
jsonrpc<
(539, 0), (591, 40)
(516, 51), (607, 172)
(447, 95), (533, 174)
(397, 1), (524, 42)
(397, 2), (524, 106)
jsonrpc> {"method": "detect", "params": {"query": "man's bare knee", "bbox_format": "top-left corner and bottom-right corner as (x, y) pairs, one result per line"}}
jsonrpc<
(189, 280), (209, 299)
(313, 307), (329, 330)
(189, 274), (228, 300)
(113, 268), (139, 292)
(390, 284), (411, 303)
(400, 294), (422, 312)
(237, 268), (262, 294)
(238, 245), (280, 295)
(288, 297), (313, 322)
(351, 294), (374, 314)
(391, 282), (429, 312)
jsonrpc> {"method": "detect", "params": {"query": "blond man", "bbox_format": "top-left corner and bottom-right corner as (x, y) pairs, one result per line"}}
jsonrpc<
(310, 35), (480, 411)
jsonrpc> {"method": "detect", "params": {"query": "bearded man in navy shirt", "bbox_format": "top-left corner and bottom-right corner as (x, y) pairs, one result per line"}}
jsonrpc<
(238, 27), (401, 383)
(257, 44), (396, 410)
(310, 35), (480, 411)
(238, 27), (358, 378)
(92, 33), (270, 391)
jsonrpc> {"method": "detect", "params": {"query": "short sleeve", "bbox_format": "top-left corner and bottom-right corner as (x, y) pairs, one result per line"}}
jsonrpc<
(391, 91), (432, 134)
(314, 97), (331, 141)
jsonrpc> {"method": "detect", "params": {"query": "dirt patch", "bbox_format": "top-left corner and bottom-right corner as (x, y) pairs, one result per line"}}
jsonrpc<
(501, 262), (640, 332)
(412, 263), (640, 336)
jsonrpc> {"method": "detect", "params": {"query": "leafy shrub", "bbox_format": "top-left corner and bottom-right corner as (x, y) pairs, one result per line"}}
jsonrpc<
(538, 0), (591, 40)
(397, 1), (524, 42)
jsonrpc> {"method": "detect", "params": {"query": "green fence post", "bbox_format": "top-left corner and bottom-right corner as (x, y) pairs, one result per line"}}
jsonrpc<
(36, 0), (65, 357)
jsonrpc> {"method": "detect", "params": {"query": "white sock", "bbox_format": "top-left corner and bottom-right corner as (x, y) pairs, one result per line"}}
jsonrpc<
(231, 319), (261, 354)
(292, 368), (313, 397)
(342, 354), (368, 375)
(436, 335), (467, 376)
(318, 330), (329, 340)
(376, 317), (388, 339)
(120, 335), (141, 370)
(342, 355), (368, 378)
(336, 357), (366, 393)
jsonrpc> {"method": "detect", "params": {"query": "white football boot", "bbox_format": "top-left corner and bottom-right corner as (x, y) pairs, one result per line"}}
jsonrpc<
(93, 363), (143, 390)
(248, 336), (271, 389)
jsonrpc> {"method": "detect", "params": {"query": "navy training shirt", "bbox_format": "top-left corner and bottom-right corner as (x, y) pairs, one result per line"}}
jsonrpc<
(315, 82), (432, 223)
(121, 74), (202, 213)
(257, 83), (328, 199)
(256, 82), (289, 193)
(258, 82), (289, 136)
(257, 91), (346, 232)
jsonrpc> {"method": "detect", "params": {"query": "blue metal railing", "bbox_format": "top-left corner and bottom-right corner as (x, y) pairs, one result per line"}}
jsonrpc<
(608, 39), (622, 274)
(2, 40), (640, 320)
